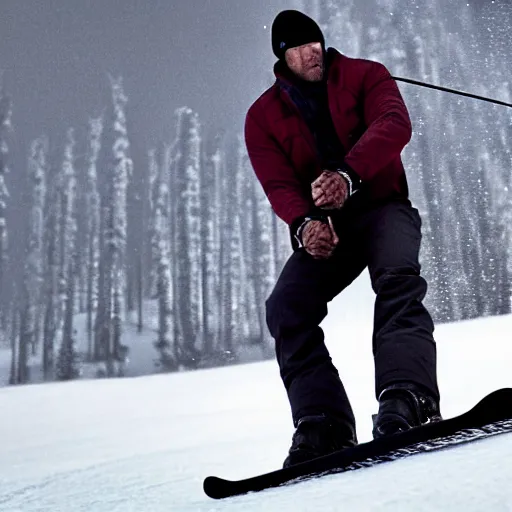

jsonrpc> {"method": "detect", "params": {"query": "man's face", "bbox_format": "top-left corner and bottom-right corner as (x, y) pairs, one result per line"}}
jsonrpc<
(284, 42), (324, 82)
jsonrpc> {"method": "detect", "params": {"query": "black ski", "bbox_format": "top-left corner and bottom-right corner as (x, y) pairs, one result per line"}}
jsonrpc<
(204, 388), (512, 499)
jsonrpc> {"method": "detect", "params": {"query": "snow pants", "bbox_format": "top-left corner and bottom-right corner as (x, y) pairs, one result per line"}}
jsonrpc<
(266, 197), (440, 428)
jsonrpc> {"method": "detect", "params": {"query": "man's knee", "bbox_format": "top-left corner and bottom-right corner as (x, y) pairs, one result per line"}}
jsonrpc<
(372, 266), (425, 295)
(265, 284), (327, 336)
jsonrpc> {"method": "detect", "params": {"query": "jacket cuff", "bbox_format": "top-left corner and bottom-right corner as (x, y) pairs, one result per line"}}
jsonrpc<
(290, 212), (330, 251)
(336, 162), (362, 196)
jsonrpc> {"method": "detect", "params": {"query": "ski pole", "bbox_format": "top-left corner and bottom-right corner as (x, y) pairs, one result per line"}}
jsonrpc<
(392, 76), (512, 109)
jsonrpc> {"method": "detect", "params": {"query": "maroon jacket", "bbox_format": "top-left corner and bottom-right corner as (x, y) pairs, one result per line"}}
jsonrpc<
(244, 48), (412, 228)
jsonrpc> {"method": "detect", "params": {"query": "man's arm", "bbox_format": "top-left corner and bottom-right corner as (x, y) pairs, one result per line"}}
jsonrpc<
(244, 105), (312, 226)
(344, 61), (412, 182)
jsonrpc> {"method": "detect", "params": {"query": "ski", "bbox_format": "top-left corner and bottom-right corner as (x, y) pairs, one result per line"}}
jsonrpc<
(203, 388), (512, 499)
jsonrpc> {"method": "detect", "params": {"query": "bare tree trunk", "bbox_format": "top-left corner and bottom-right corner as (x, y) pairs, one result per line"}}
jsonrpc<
(0, 87), (12, 333)
(9, 302), (17, 385)
(94, 202), (107, 361)
(112, 265), (122, 362)
(57, 262), (78, 380)
(17, 306), (29, 384)
(200, 148), (213, 357)
(43, 290), (55, 379)
(42, 199), (57, 379)
(87, 231), (94, 360)
(103, 204), (114, 376)
(137, 248), (143, 333)
(126, 264), (134, 313)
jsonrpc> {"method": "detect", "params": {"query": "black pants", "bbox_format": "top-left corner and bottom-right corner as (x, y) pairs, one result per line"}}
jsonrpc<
(266, 197), (439, 428)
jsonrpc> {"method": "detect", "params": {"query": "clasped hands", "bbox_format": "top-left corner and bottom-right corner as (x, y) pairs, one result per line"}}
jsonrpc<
(302, 171), (349, 259)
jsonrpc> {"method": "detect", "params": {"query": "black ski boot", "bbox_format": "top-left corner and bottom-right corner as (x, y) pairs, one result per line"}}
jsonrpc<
(283, 414), (357, 468)
(372, 382), (442, 439)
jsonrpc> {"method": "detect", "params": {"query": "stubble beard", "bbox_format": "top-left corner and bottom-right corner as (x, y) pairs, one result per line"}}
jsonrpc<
(301, 58), (324, 82)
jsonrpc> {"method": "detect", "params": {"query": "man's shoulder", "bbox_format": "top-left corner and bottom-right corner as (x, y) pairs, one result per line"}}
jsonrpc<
(327, 49), (391, 94)
(329, 48), (387, 77)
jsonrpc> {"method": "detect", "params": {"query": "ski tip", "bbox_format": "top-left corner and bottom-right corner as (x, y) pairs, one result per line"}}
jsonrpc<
(477, 387), (512, 415)
(203, 476), (229, 500)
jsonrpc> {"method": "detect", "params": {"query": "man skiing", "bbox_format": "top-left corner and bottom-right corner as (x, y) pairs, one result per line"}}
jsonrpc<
(244, 10), (442, 468)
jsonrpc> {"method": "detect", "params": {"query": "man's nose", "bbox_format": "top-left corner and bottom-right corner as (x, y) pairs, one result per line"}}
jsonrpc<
(307, 45), (321, 56)
(304, 46), (317, 58)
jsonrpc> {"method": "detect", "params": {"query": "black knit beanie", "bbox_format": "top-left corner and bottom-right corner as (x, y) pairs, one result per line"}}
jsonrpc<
(271, 10), (325, 60)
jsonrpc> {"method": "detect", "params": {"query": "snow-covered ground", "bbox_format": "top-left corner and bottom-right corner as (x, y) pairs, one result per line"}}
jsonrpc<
(1, 272), (512, 511)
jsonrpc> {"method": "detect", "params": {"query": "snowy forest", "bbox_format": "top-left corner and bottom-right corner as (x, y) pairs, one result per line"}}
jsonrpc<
(0, 0), (511, 386)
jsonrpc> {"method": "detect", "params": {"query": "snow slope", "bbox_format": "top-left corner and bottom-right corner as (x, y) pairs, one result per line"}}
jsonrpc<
(1, 273), (512, 511)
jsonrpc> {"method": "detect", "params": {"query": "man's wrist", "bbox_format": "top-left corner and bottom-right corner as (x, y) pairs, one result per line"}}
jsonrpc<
(336, 163), (361, 196)
(291, 213), (329, 249)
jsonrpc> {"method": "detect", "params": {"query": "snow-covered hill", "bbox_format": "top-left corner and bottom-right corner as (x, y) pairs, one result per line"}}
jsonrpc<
(1, 273), (511, 511)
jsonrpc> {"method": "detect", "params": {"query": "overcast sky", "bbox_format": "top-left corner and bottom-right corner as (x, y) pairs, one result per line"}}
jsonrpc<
(0, 0), (301, 160)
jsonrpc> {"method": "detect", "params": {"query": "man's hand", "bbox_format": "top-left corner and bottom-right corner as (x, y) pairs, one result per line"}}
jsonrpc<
(302, 216), (339, 259)
(312, 171), (349, 209)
